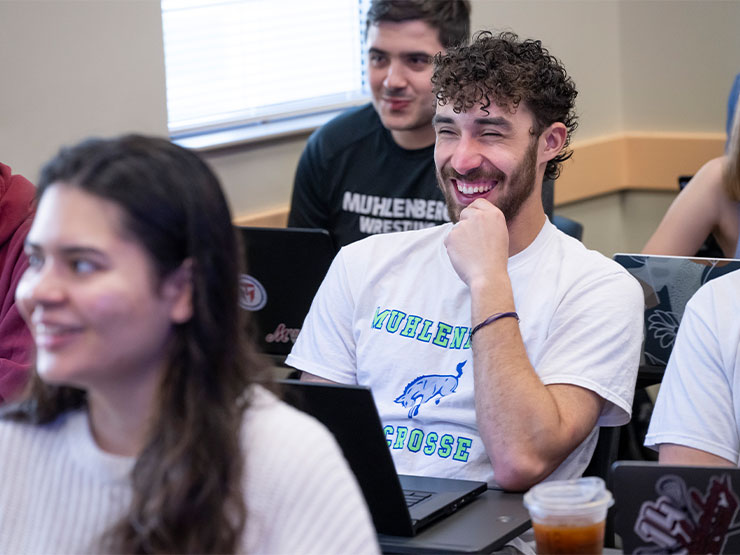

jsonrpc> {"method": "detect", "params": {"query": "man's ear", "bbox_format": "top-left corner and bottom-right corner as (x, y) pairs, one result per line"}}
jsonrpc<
(163, 258), (194, 324)
(540, 122), (568, 162)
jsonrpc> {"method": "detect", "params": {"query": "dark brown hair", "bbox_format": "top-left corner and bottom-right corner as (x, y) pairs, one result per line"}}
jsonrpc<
(3, 135), (268, 553)
(432, 31), (579, 181)
(366, 0), (471, 49)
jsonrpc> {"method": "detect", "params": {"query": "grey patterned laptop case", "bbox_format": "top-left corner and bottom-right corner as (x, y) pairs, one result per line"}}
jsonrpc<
(613, 254), (740, 367)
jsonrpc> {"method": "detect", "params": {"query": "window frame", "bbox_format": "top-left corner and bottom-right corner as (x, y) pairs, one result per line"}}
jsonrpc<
(162, 0), (372, 151)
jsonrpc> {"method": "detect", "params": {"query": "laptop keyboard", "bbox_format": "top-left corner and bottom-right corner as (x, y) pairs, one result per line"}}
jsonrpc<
(403, 489), (433, 507)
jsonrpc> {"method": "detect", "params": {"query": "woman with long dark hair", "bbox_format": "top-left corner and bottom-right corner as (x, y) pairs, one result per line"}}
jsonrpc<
(0, 135), (378, 554)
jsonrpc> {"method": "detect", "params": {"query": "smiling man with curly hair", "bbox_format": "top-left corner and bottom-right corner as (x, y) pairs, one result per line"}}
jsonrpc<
(291, 31), (643, 494)
(432, 31), (578, 224)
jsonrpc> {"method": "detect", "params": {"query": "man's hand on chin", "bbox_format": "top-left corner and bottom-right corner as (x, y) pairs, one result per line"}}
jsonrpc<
(444, 199), (509, 289)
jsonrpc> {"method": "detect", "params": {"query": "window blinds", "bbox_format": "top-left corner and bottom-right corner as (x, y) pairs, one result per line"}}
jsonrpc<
(162, 0), (370, 137)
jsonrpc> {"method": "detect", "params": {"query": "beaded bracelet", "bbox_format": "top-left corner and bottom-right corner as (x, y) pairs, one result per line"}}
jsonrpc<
(469, 311), (519, 338)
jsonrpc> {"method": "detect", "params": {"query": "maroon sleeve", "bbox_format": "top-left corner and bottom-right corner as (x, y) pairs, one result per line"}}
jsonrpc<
(0, 216), (33, 402)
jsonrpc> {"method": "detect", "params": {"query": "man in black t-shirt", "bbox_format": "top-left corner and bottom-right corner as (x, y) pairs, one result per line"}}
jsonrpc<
(288, 0), (471, 247)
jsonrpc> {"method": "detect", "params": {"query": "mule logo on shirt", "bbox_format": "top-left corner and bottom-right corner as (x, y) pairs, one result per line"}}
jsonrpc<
(394, 361), (465, 418)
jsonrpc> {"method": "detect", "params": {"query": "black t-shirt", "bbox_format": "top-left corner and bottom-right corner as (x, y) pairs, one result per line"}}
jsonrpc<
(288, 104), (449, 247)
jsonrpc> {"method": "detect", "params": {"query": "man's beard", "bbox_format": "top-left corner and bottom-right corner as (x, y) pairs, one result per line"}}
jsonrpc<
(437, 140), (538, 224)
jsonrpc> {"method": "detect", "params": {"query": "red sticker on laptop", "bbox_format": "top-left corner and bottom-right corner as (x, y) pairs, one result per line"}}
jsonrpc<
(239, 274), (267, 311)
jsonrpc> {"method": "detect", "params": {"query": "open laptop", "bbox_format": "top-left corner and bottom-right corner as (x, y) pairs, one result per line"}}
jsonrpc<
(236, 226), (336, 358)
(278, 379), (499, 538)
(612, 461), (740, 553)
(613, 254), (740, 367)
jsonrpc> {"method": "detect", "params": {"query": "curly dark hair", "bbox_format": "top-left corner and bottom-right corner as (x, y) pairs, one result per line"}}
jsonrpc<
(432, 31), (578, 181)
(366, 0), (471, 49)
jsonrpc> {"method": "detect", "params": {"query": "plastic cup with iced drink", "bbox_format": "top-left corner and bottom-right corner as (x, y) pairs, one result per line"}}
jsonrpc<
(523, 476), (613, 554)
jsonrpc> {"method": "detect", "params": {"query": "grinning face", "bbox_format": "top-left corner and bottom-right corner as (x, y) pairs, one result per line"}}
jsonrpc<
(433, 100), (541, 224)
(15, 183), (191, 396)
(367, 20), (444, 150)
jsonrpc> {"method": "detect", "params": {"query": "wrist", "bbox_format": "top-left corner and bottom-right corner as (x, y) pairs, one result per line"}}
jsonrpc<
(470, 311), (519, 338)
(468, 273), (512, 300)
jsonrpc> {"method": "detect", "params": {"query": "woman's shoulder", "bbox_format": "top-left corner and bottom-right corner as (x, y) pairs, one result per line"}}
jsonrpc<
(242, 385), (340, 456)
(0, 411), (68, 439)
(694, 156), (740, 244)
(240, 384), (361, 492)
(240, 386), (367, 520)
(700, 155), (727, 174)
(0, 411), (73, 467)
(690, 156), (728, 198)
(0, 416), (30, 446)
(240, 385), (379, 554)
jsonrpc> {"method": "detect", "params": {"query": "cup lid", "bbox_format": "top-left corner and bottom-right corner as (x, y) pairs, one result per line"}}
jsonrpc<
(523, 477), (614, 516)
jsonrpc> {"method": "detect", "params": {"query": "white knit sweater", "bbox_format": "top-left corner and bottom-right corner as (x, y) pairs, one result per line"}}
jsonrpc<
(0, 386), (379, 554)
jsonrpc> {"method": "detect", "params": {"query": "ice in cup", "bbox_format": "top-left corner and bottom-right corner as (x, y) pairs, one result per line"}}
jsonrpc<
(523, 476), (613, 554)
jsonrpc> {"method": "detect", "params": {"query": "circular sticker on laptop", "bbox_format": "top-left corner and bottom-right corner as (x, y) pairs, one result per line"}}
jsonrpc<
(238, 274), (267, 311)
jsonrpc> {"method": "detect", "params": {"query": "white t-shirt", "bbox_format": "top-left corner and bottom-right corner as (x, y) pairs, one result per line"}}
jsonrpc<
(645, 269), (740, 463)
(287, 221), (643, 485)
(0, 386), (380, 554)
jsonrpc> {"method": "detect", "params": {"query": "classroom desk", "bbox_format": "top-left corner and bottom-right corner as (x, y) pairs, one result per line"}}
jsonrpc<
(378, 489), (531, 554)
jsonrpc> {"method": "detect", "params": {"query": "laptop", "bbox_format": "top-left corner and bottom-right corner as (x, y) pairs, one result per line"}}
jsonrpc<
(612, 461), (740, 554)
(613, 254), (740, 367)
(236, 226), (336, 358)
(278, 379), (497, 538)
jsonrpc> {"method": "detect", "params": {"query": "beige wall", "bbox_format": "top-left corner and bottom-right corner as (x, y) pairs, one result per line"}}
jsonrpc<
(1, 0), (738, 223)
(471, 0), (624, 141)
(620, 0), (740, 133)
(0, 1), (168, 183)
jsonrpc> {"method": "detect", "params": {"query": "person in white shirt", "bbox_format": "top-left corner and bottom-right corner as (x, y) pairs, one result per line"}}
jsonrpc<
(645, 269), (740, 467)
(288, 31), (644, 492)
(0, 135), (379, 554)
